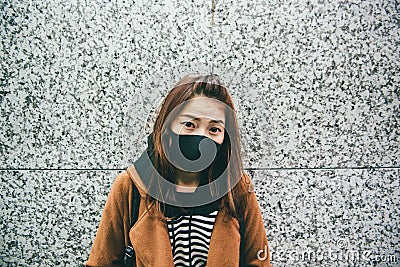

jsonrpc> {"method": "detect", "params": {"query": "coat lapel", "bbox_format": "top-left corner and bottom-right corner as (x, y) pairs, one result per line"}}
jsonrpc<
(207, 207), (241, 266)
(129, 208), (174, 266)
(127, 166), (174, 266)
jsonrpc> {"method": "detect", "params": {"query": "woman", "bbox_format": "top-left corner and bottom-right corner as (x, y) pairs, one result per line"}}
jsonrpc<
(85, 74), (272, 266)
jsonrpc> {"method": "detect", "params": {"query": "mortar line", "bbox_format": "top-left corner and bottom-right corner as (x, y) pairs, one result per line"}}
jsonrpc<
(1, 166), (399, 171)
(211, 0), (215, 74)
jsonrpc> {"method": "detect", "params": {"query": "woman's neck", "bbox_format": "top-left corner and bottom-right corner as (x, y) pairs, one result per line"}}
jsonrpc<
(174, 168), (205, 188)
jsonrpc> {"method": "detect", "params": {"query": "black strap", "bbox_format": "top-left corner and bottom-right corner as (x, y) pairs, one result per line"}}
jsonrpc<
(123, 181), (141, 267)
(238, 213), (245, 267)
(130, 181), (141, 227)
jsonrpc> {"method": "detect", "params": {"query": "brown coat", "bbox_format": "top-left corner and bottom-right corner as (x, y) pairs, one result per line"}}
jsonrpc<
(85, 165), (272, 267)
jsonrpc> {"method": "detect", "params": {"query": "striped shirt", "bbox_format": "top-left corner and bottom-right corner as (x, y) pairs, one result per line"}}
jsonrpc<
(166, 210), (219, 267)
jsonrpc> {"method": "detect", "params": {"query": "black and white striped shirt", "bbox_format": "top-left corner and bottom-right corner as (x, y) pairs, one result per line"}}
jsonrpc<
(162, 190), (221, 267)
(166, 210), (218, 267)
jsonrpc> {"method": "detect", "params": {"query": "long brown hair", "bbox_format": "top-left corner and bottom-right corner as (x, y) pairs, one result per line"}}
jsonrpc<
(144, 74), (250, 221)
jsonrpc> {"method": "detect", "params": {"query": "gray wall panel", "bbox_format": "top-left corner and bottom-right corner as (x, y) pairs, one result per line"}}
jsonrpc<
(1, 0), (399, 266)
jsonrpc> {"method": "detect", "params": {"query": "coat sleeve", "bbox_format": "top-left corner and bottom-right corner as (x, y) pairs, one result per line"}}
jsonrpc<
(242, 184), (273, 267)
(84, 171), (133, 267)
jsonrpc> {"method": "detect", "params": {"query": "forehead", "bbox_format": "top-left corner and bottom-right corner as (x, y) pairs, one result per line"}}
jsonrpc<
(178, 97), (225, 122)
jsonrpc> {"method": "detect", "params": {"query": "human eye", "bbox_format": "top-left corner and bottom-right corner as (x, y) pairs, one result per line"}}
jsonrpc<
(182, 121), (195, 128)
(210, 126), (222, 134)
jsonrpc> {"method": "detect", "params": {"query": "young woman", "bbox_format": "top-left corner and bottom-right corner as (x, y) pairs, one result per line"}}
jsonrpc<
(85, 74), (272, 266)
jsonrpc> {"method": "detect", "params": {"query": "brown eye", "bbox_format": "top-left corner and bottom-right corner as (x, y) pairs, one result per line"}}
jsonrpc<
(210, 127), (222, 133)
(183, 121), (195, 128)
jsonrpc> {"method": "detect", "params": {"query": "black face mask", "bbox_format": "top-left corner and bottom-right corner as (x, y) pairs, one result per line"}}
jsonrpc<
(133, 132), (228, 206)
(165, 130), (222, 172)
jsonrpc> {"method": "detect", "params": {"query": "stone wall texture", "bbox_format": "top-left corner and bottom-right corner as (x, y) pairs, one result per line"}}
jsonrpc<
(1, 0), (399, 266)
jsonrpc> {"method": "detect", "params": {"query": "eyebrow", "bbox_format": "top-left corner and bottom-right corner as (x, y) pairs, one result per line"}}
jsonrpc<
(180, 114), (225, 125)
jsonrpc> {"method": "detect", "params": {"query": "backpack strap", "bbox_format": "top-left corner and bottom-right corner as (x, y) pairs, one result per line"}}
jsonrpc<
(130, 181), (141, 227)
(123, 181), (141, 266)
(238, 212), (245, 267)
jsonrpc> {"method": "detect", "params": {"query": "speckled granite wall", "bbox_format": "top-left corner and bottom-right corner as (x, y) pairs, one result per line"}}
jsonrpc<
(1, 0), (399, 266)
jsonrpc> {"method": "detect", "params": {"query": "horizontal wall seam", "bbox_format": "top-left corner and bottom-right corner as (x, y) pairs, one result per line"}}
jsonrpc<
(0, 166), (399, 171)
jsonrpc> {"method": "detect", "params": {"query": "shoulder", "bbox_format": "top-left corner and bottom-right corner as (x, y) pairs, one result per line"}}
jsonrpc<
(112, 168), (145, 195)
(104, 171), (133, 205)
(126, 165), (148, 197)
(112, 170), (132, 192)
(239, 173), (261, 212)
(224, 172), (258, 218)
(239, 172), (255, 197)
